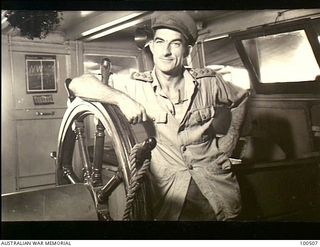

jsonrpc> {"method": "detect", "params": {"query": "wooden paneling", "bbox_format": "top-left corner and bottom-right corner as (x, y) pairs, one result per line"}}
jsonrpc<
(1, 36), (16, 193)
(16, 118), (62, 189)
(3, 37), (72, 192)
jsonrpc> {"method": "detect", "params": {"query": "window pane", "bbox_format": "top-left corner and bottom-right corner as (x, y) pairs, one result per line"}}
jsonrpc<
(242, 30), (320, 83)
(84, 55), (138, 81)
(203, 37), (250, 89)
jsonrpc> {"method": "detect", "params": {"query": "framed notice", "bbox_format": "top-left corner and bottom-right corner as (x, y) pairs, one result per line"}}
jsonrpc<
(25, 55), (57, 93)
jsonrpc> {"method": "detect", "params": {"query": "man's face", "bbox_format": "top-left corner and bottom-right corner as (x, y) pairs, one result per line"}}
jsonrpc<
(150, 28), (190, 75)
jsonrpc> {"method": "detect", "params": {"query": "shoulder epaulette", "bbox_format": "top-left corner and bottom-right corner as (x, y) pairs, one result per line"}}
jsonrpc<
(189, 68), (216, 79)
(131, 71), (153, 82)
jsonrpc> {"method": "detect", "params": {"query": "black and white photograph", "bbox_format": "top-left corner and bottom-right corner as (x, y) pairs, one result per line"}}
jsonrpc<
(1, 4), (320, 240)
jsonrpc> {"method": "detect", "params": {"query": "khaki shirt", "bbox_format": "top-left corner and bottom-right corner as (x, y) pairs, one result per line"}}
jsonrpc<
(109, 68), (249, 221)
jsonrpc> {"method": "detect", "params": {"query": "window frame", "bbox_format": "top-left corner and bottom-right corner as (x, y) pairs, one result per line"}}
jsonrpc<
(83, 53), (139, 79)
(230, 18), (320, 94)
(200, 35), (251, 89)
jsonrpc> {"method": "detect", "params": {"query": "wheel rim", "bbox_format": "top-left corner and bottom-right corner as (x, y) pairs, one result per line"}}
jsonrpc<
(56, 97), (150, 220)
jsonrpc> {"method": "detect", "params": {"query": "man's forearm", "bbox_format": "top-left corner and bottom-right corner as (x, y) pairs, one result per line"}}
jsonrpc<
(69, 74), (147, 124)
(69, 74), (125, 106)
(217, 98), (248, 157)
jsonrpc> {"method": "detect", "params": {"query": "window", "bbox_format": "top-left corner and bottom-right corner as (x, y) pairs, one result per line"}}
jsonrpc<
(25, 55), (57, 93)
(242, 30), (320, 83)
(202, 37), (251, 89)
(84, 54), (138, 81)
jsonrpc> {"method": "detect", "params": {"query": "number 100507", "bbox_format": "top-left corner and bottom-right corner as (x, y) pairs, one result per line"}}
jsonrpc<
(300, 241), (318, 245)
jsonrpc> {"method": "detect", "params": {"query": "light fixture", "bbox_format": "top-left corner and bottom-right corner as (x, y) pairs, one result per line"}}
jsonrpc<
(81, 12), (146, 37)
(80, 11), (94, 17)
(84, 18), (145, 41)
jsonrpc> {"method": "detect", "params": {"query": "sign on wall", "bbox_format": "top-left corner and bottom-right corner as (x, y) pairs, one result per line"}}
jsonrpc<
(25, 55), (57, 93)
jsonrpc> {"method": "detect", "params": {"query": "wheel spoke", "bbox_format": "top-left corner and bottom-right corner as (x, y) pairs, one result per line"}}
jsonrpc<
(56, 98), (151, 220)
(92, 120), (105, 187)
(74, 120), (92, 183)
(96, 171), (122, 203)
(62, 167), (80, 184)
(59, 129), (80, 184)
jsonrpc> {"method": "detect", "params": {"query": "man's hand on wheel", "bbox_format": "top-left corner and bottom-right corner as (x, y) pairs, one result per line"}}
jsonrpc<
(117, 94), (147, 124)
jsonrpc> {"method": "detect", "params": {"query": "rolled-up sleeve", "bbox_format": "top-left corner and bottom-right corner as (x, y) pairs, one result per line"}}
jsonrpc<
(215, 73), (249, 108)
(108, 73), (130, 94)
(214, 74), (249, 156)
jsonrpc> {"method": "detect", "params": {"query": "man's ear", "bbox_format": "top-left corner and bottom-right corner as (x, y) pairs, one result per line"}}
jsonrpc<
(184, 45), (192, 58)
(149, 40), (155, 55)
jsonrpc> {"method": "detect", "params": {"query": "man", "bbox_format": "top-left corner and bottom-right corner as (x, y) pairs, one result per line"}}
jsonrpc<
(70, 11), (249, 221)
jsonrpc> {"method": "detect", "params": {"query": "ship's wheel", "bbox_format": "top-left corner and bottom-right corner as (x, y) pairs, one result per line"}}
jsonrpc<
(55, 97), (153, 220)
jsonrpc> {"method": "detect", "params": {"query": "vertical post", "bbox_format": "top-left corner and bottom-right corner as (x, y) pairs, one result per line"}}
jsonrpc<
(59, 130), (80, 184)
(91, 58), (112, 186)
(74, 121), (92, 183)
(92, 121), (105, 186)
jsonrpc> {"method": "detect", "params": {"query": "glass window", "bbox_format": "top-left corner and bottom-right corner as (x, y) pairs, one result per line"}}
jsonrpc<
(84, 54), (138, 81)
(203, 37), (251, 89)
(242, 30), (320, 83)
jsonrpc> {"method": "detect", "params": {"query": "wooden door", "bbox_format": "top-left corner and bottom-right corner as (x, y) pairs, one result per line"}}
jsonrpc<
(11, 50), (69, 190)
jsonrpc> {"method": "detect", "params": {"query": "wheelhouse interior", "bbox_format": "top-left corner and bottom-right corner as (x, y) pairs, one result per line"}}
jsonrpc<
(1, 10), (320, 222)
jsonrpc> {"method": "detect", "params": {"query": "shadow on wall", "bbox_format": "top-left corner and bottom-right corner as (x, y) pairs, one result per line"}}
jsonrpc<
(236, 113), (296, 163)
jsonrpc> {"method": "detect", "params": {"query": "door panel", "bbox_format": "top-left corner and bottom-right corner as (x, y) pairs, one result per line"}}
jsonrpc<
(10, 50), (69, 190)
(16, 118), (61, 189)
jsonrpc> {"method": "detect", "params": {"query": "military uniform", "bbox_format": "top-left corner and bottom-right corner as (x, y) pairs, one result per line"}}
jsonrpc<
(109, 67), (249, 220)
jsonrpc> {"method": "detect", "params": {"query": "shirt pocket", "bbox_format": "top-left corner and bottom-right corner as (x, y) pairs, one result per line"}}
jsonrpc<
(153, 112), (168, 143)
(186, 105), (216, 144)
(187, 105), (215, 128)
